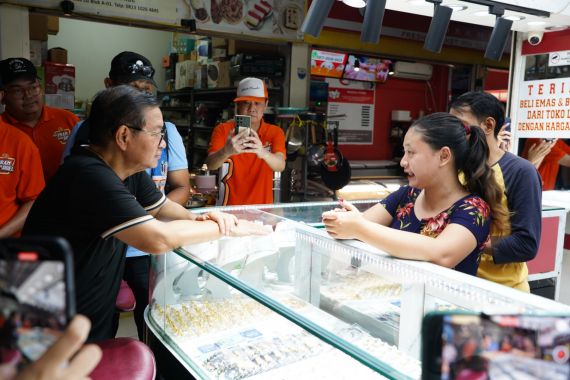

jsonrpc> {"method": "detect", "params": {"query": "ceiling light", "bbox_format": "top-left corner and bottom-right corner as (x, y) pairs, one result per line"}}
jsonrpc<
(424, 2), (453, 53)
(503, 15), (525, 21)
(473, 10), (491, 17)
(300, 0), (336, 37)
(408, 0), (428, 5)
(343, 0), (366, 7)
(527, 21), (546, 26)
(446, 4), (467, 11)
(361, 0), (387, 43)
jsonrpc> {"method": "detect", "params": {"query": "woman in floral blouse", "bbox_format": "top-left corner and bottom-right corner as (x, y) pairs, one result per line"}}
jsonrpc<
(322, 113), (509, 275)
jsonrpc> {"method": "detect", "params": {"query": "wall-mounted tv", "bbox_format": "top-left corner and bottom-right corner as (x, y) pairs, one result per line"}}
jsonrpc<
(342, 55), (392, 83)
(310, 49), (348, 79)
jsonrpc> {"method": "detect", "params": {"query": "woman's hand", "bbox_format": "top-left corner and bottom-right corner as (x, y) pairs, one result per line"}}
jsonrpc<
(527, 139), (555, 169)
(322, 201), (364, 239)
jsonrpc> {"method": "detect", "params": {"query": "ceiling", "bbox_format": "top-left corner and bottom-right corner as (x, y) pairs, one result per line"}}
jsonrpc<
(384, 0), (570, 33)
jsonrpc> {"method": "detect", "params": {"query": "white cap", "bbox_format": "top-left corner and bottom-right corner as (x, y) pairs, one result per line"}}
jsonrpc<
(234, 77), (268, 103)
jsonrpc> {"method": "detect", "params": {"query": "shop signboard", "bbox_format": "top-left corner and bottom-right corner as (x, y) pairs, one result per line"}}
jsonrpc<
(514, 50), (570, 138)
(187, 0), (304, 41)
(12, 0), (177, 25)
(325, 78), (375, 145)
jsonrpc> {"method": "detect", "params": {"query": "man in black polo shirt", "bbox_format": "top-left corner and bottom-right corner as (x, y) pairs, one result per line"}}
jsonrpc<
(23, 85), (266, 341)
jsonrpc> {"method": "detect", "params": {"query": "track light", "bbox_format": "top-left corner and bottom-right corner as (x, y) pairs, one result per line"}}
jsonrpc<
(300, 0), (336, 38)
(423, 1), (453, 53)
(484, 6), (513, 61)
(361, 0), (387, 44)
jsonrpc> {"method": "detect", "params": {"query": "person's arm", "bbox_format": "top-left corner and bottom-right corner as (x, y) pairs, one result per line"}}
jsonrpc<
(0, 315), (102, 380)
(164, 122), (191, 206)
(113, 216), (268, 254)
(243, 128), (286, 172)
(205, 125), (249, 170)
(166, 169), (191, 206)
(0, 200), (35, 238)
(323, 202), (478, 268)
(491, 157), (542, 263)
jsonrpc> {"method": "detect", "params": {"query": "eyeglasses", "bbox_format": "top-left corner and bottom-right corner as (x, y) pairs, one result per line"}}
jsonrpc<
(127, 124), (166, 146)
(4, 83), (41, 98)
(127, 60), (155, 79)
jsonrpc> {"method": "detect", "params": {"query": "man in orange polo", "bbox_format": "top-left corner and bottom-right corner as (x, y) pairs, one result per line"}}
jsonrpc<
(0, 87), (45, 238)
(0, 58), (78, 181)
(206, 77), (285, 205)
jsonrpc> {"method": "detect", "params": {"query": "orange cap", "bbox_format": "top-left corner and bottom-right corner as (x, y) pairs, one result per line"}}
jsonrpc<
(234, 77), (268, 103)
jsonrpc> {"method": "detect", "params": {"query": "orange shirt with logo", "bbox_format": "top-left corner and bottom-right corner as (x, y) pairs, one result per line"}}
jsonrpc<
(0, 120), (45, 235)
(1, 106), (79, 181)
(208, 119), (285, 205)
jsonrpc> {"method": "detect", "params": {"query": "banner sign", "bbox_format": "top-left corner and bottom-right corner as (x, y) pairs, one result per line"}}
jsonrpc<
(189, 0), (304, 40)
(326, 78), (375, 145)
(11, 0), (177, 24)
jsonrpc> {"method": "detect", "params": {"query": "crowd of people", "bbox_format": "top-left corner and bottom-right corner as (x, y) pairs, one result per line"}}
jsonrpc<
(0, 53), (551, 377)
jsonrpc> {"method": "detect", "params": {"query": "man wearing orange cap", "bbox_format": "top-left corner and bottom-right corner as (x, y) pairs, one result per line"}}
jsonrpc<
(206, 77), (286, 205)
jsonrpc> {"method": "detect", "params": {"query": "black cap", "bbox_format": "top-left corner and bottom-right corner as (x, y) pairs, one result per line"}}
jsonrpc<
(108, 51), (156, 86)
(0, 58), (37, 87)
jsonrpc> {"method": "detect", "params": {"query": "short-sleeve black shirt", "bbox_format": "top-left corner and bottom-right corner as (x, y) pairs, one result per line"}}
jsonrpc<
(23, 147), (165, 341)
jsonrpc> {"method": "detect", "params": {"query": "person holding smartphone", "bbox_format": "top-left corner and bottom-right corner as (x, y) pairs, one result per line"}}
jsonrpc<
(205, 77), (286, 205)
(450, 91), (542, 292)
(23, 86), (269, 342)
(522, 138), (570, 190)
(323, 113), (509, 276)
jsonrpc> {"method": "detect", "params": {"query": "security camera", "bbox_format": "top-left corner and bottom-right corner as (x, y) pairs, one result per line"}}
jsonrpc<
(527, 31), (544, 46)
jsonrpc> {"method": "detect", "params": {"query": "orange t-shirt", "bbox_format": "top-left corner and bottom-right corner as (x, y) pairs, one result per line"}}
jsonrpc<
(522, 139), (570, 190)
(1, 106), (79, 181)
(0, 120), (45, 235)
(208, 119), (285, 205)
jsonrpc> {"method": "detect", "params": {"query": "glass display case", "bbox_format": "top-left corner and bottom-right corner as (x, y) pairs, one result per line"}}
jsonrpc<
(146, 203), (570, 379)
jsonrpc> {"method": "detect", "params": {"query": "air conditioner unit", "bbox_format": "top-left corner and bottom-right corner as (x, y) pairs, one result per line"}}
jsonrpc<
(392, 62), (433, 80)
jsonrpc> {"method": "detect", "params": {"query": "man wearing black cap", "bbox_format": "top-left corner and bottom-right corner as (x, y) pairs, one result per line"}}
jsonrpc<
(0, 57), (79, 182)
(0, 85), (45, 238)
(62, 51), (190, 341)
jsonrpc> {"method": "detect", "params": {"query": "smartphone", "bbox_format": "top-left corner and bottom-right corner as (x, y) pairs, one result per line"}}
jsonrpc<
(234, 114), (251, 136)
(422, 311), (570, 380)
(0, 236), (75, 367)
(503, 117), (511, 132)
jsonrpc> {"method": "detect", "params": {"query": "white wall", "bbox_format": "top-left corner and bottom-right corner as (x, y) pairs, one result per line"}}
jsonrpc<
(48, 17), (172, 102)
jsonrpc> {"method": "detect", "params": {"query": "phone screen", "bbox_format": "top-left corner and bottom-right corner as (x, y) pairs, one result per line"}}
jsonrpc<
(0, 237), (74, 367)
(234, 115), (251, 136)
(425, 313), (570, 380)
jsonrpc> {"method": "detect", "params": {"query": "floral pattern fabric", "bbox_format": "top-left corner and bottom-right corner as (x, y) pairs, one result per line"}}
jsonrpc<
(380, 186), (491, 276)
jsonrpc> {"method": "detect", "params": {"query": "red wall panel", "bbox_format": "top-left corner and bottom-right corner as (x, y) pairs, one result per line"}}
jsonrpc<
(339, 65), (449, 160)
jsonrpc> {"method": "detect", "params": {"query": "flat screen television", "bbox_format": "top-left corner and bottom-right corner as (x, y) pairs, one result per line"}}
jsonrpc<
(310, 49), (348, 79)
(342, 55), (392, 83)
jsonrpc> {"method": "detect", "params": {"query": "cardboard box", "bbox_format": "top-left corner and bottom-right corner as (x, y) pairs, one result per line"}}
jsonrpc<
(29, 40), (47, 66)
(207, 61), (231, 88)
(47, 16), (59, 35)
(175, 60), (199, 90)
(48, 47), (67, 64)
(43, 62), (75, 110)
(29, 14), (48, 41)
(211, 37), (227, 48)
